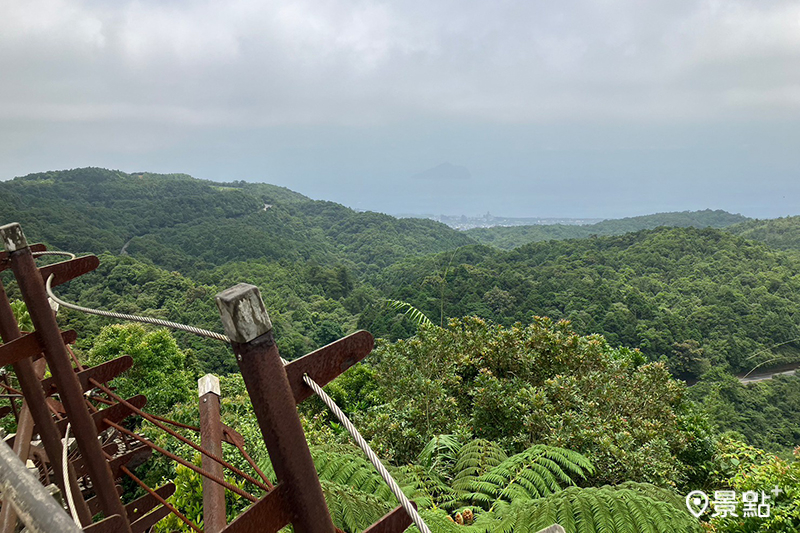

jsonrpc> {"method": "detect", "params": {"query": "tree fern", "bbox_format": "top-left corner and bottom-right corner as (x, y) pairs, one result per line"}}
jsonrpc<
(418, 434), (463, 479)
(319, 479), (393, 533)
(452, 439), (509, 491)
(312, 444), (401, 503)
(476, 483), (702, 533)
(464, 445), (593, 510)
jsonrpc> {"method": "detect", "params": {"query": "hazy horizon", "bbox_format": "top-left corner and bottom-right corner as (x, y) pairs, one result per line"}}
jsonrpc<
(2, 1), (799, 220)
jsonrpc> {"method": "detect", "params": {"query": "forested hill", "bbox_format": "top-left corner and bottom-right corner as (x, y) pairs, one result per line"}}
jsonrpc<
(0, 167), (474, 271)
(465, 209), (749, 249)
(727, 216), (800, 252)
(5, 167), (800, 529)
(364, 226), (800, 376)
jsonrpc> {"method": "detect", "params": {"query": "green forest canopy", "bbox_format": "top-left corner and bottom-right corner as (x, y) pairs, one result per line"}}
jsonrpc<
(3, 167), (800, 531)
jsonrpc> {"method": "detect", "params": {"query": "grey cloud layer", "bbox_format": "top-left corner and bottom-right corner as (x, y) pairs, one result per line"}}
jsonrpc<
(3, 0), (800, 126)
(2, 0), (799, 219)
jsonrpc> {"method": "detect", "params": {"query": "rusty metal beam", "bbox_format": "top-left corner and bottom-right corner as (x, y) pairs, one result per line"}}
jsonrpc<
(40, 355), (133, 397)
(0, 330), (76, 366)
(222, 484), (291, 533)
(199, 374), (226, 533)
(37, 255), (99, 288)
(283, 330), (374, 405)
(1, 223), (131, 532)
(0, 244), (45, 272)
(362, 503), (417, 533)
(125, 483), (175, 522)
(71, 442), (119, 477)
(0, 278), (92, 529)
(86, 486), (123, 516)
(130, 505), (172, 533)
(216, 283), (335, 533)
(51, 394), (147, 437)
(83, 515), (127, 533)
(107, 446), (153, 479)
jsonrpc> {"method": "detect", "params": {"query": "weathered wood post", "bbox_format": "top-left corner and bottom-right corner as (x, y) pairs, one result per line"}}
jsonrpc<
(199, 374), (226, 533)
(216, 283), (335, 533)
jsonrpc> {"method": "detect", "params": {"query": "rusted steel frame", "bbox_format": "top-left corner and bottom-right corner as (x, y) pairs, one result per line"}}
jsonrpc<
(3, 231), (131, 532)
(86, 486), (124, 516)
(37, 254), (100, 288)
(106, 419), (259, 503)
(0, 278), (92, 529)
(65, 344), (84, 371)
(0, 330), (77, 366)
(41, 355), (133, 397)
(362, 503), (417, 533)
(50, 394), (147, 437)
(82, 514), (127, 533)
(231, 335), (335, 531)
(0, 437), (83, 533)
(0, 244), (46, 271)
(107, 446), (153, 478)
(125, 482), (176, 522)
(199, 375), (227, 533)
(233, 439), (274, 489)
(283, 330), (374, 404)
(222, 484), (292, 533)
(0, 382), (21, 395)
(216, 283), (335, 533)
(148, 412), (200, 432)
(129, 505), (172, 533)
(121, 465), (203, 533)
(92, 378), (271, 492)
(0, 376), (18, 423)
(71, 442), (119, 477)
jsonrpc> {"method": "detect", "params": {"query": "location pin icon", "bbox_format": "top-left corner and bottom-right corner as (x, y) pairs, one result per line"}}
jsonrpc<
(686, 490), (709, 518)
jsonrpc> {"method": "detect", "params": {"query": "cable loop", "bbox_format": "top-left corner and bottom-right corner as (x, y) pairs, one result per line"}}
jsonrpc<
(45, 260), (431, 533)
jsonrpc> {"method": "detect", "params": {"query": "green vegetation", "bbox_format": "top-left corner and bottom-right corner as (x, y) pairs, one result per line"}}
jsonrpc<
(368, 228), (800, 376)
(728, 216), (800, 252)
(466, 209), (748, 250)
(2, 167), (800, 531)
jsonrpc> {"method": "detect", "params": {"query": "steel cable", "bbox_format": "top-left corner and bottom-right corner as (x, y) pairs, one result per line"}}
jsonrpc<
(46, 269), (432, 532)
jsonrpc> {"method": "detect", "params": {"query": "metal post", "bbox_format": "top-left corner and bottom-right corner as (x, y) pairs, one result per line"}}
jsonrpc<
(0, 437), (82, 533)
(0, 279), (92, 528)
(1, 223), (131, 532)
(216, 284), (335, 533)
(199, 374), (226, 533)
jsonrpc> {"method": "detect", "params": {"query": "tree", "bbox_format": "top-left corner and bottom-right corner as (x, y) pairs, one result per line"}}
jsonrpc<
(85, 324), (194, 415)
(360, 316), (711, 487)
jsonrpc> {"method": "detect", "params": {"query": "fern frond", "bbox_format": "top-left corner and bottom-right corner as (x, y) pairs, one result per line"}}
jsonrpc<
(452, 439), (508, 491)
(320, 479), (392, 533)
(394, 464), (461, 510)
(491, 483), (702, 533)
(464, 445), (593, 509)
(418, 434), (463, 478)
(385, 299), (434, 327)
(311, 445), (399, 503)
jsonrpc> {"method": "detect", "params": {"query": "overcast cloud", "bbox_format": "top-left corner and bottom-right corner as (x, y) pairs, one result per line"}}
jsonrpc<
(2, 0), (799, 218)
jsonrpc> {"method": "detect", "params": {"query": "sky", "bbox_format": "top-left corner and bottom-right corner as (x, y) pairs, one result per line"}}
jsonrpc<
(1, 0), (799, 219)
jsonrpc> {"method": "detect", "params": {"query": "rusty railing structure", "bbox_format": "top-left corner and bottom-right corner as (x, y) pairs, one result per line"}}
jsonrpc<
(0, 222), (418, 533)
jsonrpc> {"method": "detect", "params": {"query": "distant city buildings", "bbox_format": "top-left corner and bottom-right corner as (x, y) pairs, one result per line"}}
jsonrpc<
(397, 212), (605, 230)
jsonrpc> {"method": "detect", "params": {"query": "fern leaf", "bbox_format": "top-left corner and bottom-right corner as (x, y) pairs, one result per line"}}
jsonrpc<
(385, 299), (434, 327)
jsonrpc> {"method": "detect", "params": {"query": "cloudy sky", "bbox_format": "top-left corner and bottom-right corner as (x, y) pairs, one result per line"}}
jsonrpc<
(2, 0), (799, 218)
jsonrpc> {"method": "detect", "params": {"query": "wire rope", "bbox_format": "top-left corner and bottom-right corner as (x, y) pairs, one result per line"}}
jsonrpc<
(45, 267), (432, 533)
